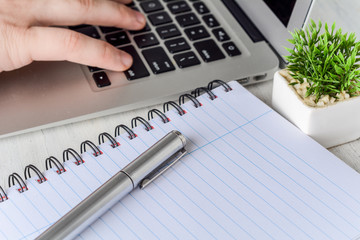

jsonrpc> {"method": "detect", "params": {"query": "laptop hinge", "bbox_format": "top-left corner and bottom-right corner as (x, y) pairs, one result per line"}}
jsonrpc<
(221, 0), (265, 43)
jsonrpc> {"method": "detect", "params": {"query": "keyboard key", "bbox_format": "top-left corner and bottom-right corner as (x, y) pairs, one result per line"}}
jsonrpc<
(142, 47), (175, 74)
(148, 11), (172, 26)
(129, 24), (151, 34)
(119, 45), (150, 80)
(140, 0), (163, 13)
(99, 26), (122, 34)
(93, 72), (111, 88)
(194, 39), (225, 62)
(174, 51), (200, 68)
(156, 24), (181, 39)
(222, 42), (241, 56)
(203, 14), (219, 28)
(167, 1), (191, 14)
(184, 26), (210, 41)
(176, 13), (200, 27)
(134, 33), (159, 48)
(165, 37), (190, 53)
(88, 66), (103, 72)
(72, 26), (100, 39)
(105, 31), (130, 46)
(212, 28), (230, 42)
(193, 2), (210, 14)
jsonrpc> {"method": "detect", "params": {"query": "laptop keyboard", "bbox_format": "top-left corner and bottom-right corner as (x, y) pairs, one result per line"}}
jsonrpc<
(70, 0), (241, 87)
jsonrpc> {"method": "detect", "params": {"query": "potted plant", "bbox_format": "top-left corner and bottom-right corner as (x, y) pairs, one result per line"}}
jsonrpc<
(272, 20), (360, 147)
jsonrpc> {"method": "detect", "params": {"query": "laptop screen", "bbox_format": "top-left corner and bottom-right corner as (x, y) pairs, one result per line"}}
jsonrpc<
(264, 0), (297, 27)
(236, 0), (313, 60)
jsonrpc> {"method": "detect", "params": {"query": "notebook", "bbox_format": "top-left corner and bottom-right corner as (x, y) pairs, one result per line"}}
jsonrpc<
(1, 80), (360, 240)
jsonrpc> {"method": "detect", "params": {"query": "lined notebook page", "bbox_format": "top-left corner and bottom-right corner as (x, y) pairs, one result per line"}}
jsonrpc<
(1, 81), (360, 240)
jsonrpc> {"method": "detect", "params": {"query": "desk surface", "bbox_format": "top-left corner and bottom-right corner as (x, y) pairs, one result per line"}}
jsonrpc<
(1, 0), (360, 187)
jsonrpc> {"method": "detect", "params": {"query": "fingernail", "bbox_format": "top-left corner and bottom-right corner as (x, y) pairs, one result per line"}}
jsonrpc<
(121, 52), (133, 68)
(135, 11), (146, 25)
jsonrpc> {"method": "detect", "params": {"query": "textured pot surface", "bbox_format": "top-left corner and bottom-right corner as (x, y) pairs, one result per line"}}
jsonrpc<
(272, 70), (360, 148)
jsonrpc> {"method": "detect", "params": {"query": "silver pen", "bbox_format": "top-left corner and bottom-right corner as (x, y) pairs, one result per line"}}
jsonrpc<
(36, 130), (187, 240)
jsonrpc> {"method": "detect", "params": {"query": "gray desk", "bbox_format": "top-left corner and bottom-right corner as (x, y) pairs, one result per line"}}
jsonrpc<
(0, 0), (360, 187)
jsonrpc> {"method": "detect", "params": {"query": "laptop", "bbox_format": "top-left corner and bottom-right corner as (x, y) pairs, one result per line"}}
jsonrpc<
(0, 0), (314, 137)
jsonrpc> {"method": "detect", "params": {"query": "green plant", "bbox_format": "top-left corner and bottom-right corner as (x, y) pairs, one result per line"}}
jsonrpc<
(285, 20), (360, 102)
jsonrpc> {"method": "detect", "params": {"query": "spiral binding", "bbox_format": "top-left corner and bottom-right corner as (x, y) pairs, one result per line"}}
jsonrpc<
(0, 186), (8, 202)
(131, 116), (153, 131)
(0, 80), (232, 202)
(63, 148), (84, 165)
(8, 173), (28, 193)
(208, 79), (233, 92)
(99, 132), (120, 148)
(81, 140), (103, 156)
(192, 87), (217, 100)
(115, 124), (137, 139)
(163, 101), (186, 116)
(45, 156), (66, 174)
(148, 109), (170, 123)
(24, 164), (47, 183)
(179, 94), (202, 108)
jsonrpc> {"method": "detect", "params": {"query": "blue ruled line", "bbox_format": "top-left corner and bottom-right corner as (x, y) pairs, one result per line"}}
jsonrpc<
(26, 181), (60, 220)
(154, 111), (301, 239)
(198, 89), (359, 238)
(149, 119), (263, 239)
(111, 135), (201, 240)
(99, 217), (121, 239)
(0, 206), (25, 239)
(209, 89), (360, 221)
(139, 129), (242, 239)
(43, 178), (72, 209)
(90, 225), (104, 240)
(218, 87), (360, 208)
(19, 223), (51, 240)
(109, 209), (140, 240)
(119, 201), (160, 240)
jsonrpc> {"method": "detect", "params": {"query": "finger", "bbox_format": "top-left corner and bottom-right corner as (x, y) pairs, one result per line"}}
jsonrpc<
(25, 26), (133, 71)
(0, 25), (34, 71)
(32, 0), (146, 30)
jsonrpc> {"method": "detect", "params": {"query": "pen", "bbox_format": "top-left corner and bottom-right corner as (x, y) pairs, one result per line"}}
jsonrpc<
(36, 130), (187, 240)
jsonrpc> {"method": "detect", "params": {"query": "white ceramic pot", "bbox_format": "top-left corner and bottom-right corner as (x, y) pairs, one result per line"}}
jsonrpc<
(272, 70), (360, 148)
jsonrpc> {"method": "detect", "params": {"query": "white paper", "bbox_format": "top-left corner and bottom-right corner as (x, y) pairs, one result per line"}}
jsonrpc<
(1, 81), (360, 240)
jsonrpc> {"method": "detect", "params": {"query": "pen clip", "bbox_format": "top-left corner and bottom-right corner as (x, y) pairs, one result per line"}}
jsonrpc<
(139, 148), (187, 189)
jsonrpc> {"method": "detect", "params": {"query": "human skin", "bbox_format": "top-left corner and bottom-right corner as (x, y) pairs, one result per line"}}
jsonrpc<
(0, 0), (146, 73)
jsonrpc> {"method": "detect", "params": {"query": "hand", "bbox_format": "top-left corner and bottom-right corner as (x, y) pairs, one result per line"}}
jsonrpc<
(0, 0), (146, 73)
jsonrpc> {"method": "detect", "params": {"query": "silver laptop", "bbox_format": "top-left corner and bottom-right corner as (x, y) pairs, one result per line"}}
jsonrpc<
(0, 0), (314, 137)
